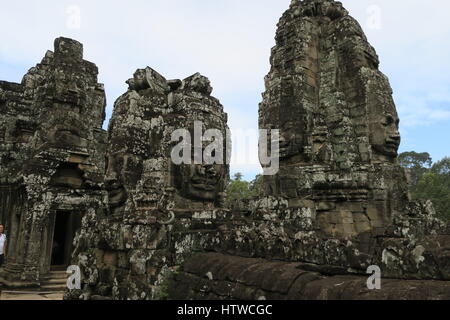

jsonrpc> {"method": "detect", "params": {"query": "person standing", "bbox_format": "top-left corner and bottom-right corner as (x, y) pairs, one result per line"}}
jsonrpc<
(0, 224), (6, 268)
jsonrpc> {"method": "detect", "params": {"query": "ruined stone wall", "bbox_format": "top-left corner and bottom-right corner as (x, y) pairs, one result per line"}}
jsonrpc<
(0, 80), (34, 232)
(0, 37), (232, 298)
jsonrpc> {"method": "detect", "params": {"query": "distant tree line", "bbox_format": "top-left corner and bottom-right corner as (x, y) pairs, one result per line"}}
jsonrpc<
(398, 152), (450, 222)
(225, 173), (263, 210)
(227, 152), (449, 223)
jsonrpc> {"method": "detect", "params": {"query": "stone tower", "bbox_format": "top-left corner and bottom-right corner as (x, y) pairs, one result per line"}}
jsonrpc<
(260, 0), (409, 238)
(0, 38), (107, 287)
(167, 1), (449, 299)
(202, 0), (449, 282)
(68, 68), (231, 300)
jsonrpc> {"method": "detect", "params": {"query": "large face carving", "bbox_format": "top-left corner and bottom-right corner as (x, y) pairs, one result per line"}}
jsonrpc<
(278, 120), (304, 160)
(182, 73), (213, 95)
(174, 163), (225, 201)
(107, 69), (228, 208)
(367, 74), (401, 160)
(369, 111), (400, 158)
(169, 74), (228, 203)
(53, 68), (87, 108)
(53, 126), (88, 149)
(104, 152), (143, 214)
(173, 124), (227, 201)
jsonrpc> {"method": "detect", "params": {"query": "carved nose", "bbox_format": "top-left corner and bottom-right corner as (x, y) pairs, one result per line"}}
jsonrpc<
(391, 132), (401, 142)
(278, 135), (287, 146)
(206, 165), (217, 175)
(105, 171), (118, 186)
(198, 166), (206, 175)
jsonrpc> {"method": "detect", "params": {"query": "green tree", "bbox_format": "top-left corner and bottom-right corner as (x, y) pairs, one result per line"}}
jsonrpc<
(225, 173), (253, 209)
(233, 172), (244, 181)
(398, 151), (432, 186)
(398, 152), (449, 222)
(249, 174), (264, 198)
(225, 173), (264, 209)
(431, 157), (450, 175)
(414, 172), (450, 222)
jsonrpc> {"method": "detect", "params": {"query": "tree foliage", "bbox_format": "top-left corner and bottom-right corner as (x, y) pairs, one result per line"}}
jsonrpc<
(399, 152), (450, 222)
(431, 157), (450, 175)
(249, 174), (264, 197)
(414, 172), (450, 222)
(226, 173), (264, 209)
(398, 151), (432, 185)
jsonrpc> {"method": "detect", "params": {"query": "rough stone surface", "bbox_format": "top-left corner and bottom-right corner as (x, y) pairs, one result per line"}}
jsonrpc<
(200, 0), (450, 278)
(170, 0), (450, 299)
(0, 37), (107, 287)
(171, 253), (450, 300)
(0, 0), (448, 301)
(65, 68), (230, 300)
(0, 38), (230, 299)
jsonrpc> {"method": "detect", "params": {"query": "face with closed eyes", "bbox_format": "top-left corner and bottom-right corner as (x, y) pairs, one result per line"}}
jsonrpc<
(104, 152), (143, 214)
(174, 163), (225, 201)
(278, 120), (305, 160)
(370, 112), (401, 158)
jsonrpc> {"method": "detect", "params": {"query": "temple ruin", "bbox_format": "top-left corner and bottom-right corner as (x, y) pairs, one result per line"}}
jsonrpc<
(0, 38), (107, 287)
(66, 67), (230, 300)
(0, 0), (449, 300)
(168, 0), (450, 299)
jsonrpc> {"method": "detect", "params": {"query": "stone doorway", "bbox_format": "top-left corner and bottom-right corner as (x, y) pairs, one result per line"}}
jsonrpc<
(50, 211), (82, 269)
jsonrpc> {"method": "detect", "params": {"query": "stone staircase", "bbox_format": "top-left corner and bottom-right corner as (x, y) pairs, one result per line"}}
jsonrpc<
(0, 268), (67, 300)
(40, 270), (67, 292)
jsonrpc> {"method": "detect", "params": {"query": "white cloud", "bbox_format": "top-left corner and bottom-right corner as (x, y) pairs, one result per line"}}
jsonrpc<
(397, 95), (450, 128)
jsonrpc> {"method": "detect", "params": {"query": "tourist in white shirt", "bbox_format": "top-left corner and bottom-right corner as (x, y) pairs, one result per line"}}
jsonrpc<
(0, 224), (7, 267)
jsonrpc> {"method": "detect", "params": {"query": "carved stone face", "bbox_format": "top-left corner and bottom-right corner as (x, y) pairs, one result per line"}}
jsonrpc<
(131, 69), (149, 91)
(174, 163), (224, 201)
(54, 128), (88, 149)
(52, 69), (87, 108)
(370, 112), (400, 158)
(278, 120), (304, 159)
(182, 73), (213, 95)
(104, 154), (126, 211)
(104, 152), (143, 212)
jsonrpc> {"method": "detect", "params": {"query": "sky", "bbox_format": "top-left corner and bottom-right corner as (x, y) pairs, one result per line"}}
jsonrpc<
(1, 0), (449, 181)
